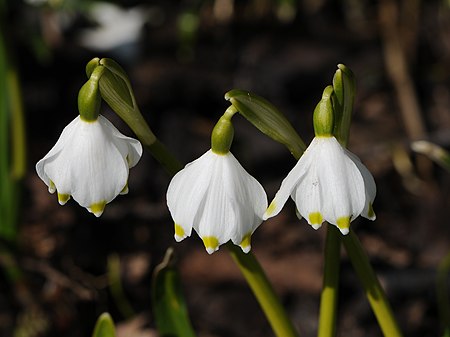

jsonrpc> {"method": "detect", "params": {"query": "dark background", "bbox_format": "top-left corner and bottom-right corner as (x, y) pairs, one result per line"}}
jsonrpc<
(1, 0), (450, 336)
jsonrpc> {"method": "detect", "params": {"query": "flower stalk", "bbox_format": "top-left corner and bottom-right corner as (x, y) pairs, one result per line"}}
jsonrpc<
(227, 243), (299, 337)
(342, 230), (403, 337)
(317, 225), (341, 337)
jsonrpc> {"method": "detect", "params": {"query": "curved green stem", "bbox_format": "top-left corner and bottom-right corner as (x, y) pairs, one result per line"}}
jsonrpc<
(227, 244), (299, 337)
(317, 225), (341, 337)
(342, 230), (403, 337)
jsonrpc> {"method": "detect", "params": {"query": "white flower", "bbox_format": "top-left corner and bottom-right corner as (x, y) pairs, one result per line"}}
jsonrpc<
(36, 115), (142, 216)
(166, 149), (268, 254)
(263, 136), (376, 234)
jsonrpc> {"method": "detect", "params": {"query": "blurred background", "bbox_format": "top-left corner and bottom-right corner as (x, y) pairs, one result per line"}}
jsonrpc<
(1, 0), (450, 336)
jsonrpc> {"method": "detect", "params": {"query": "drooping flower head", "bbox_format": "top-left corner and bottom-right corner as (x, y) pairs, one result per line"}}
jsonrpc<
(264, 86), (376, 234)
(36, 66), (142, 216)
(166, 108), (268, 254)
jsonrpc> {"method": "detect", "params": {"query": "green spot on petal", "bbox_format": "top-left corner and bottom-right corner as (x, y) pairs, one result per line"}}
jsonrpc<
(239, 233), (252, 253)
(174, 223), (185, 238)
(266, 201), (276, 216)
(49, 180), (56, 193)
(202, 236), (219, 254)
(120, 182), (129, 195)
(309, 212), (323, 224)
(57, 193), (70, 205)
(337, 216), (351, 234)
(367, 203), (375, 219)
(89, 201), (106, 217)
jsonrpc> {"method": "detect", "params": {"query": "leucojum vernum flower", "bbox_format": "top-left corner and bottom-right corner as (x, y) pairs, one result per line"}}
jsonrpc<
(166, 109), (268, 254)
(36, 67), (142, 217)
(264, 86), (376, 234)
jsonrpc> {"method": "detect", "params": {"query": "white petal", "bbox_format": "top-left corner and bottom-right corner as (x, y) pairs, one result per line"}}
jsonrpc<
(222, 153), (267, 250)
(99, 115), (143, 168)
(294, 157), (323, 230)
(166, 150), (215, 241)
(345, 149), (376, 220)
(195, 156), (235, 248)
(35, 116), (80, 188)
(316, 137), (365, 231)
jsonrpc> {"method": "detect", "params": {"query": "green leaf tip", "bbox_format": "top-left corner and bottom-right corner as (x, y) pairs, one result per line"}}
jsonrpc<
(92, 312), (116, 337)
(225, 89), (306, 160)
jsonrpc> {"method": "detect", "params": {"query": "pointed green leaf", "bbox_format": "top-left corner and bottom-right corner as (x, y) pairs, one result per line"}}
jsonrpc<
(225, 89), (306, 159)
(332, 64), (356, 147)
(92, 313), (116, 337)
(152, 248), (196, 337)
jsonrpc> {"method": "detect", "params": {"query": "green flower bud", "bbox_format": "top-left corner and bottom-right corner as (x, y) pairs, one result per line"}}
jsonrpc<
(78, 66), (105, 122)
(313, 85), (334, 137)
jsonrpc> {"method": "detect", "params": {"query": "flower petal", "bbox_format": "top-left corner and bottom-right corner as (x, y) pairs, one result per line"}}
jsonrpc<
(316, 137), (365, 231)
(222, 153), (267, 250)
(99, 115), (143, 168)
(166, 150), (215, 241)
(345, 149), (376, 220)
(294, 158), (323, 230)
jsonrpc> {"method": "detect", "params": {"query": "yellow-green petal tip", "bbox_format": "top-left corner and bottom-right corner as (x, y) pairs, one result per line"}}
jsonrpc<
(202, 236), (219, 254)
(89, 201), (106, 217)
(336, 216), (351, 235)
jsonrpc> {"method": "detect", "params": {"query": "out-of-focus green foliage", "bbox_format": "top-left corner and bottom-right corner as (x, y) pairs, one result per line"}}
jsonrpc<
(152, 248), (197, 337)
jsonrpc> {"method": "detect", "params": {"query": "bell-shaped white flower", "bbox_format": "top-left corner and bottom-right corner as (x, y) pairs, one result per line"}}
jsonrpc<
(36, 115), (142, 216)
(167, 109), (268, 254)
(263, 136), (376, 235)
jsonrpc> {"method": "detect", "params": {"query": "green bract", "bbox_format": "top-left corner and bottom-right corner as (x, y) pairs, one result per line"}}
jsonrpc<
(332, 64), (356, 146)
(225, 89), (306, 159)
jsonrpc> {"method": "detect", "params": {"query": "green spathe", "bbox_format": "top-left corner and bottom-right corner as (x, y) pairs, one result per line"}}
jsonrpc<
(313, 85), (334, 137)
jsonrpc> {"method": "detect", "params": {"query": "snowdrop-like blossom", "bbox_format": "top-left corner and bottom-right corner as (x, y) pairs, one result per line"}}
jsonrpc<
(36, 115), (142, 216)
(167, 150), (267, 254)
(263, 136), (376, 234)
(166, 112), (267, 254)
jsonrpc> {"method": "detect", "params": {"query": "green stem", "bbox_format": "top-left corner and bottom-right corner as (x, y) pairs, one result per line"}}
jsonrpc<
(342, 230), (403, 337)
(146, 139), (184, 176)
(227, 243), (299, 337)
(437, 251), (450, 334)
(317, 225), (341, 337)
